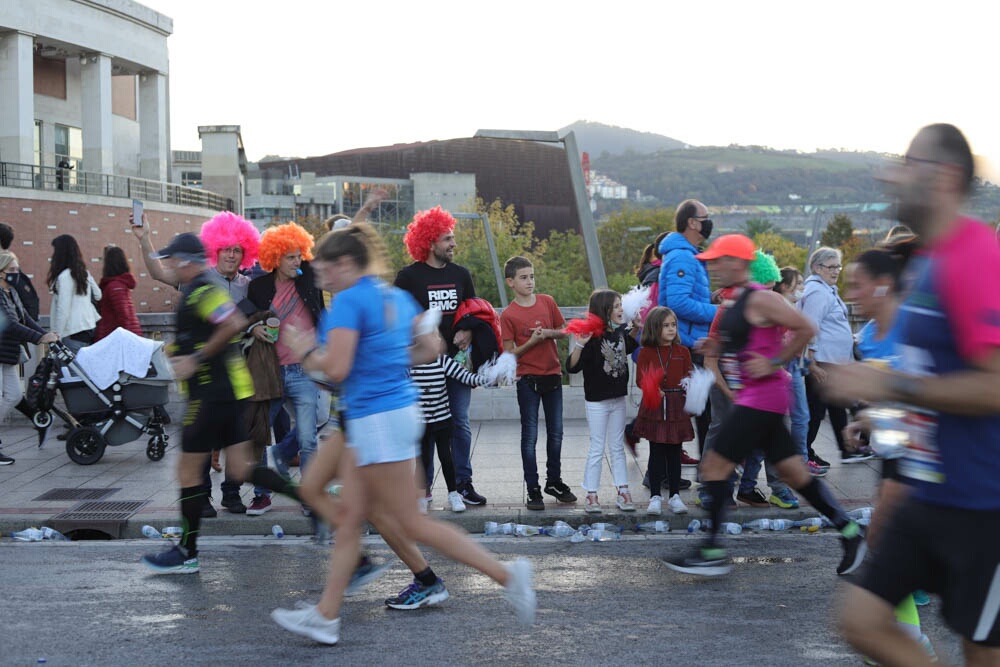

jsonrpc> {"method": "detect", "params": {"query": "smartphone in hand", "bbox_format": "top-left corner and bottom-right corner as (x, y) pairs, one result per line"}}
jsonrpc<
(131, 199), (144, 226)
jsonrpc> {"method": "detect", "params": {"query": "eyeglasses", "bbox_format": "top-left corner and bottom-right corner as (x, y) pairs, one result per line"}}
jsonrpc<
(820, 264), (843, 271)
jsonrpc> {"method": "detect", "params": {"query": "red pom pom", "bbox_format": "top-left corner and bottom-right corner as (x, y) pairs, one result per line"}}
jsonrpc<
(640, 367), (665, 411)
(563, 313), (605, 339)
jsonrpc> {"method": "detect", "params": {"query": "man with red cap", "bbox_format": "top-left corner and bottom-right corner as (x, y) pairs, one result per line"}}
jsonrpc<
(664, 234), (865, 577)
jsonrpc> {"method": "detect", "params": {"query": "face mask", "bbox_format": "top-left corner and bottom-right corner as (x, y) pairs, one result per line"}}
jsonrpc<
(699, 219), (713, 240)
(794, 289), (804, 301)
(4, 273), (16, 283)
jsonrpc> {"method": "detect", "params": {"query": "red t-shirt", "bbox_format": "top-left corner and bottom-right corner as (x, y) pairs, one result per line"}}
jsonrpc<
(500, 294), (565, 376)
(273, 279), (316, 366)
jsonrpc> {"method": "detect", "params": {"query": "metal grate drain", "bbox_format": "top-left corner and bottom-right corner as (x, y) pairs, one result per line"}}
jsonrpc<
(33, 488), (121, 502)
(48, 500), (149, 539)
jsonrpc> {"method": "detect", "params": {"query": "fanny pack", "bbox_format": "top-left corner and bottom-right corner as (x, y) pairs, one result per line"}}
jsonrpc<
(522, 374), (562, 395)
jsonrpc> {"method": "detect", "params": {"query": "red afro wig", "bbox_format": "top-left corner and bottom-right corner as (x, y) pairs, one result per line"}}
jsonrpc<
(200, 211), (260, 271)
(404, 206), (455, 262)
(258, 222), (315, 272)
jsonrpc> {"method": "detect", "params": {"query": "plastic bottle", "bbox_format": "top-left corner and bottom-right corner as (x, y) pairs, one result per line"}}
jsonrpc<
(161, 526), (183, 538)
(569, 530), (587, 543)
(541, 521), (577, 537)
(743, 519), (771, 531)
(514, 524), (541, 537)
(720, 522), (743, 535)
(686, 519), (702, 533)
(588, 529), (623, 542)
(847, 507), (873, 523)
(271, 524), (284, 538)
(41, 527), (68, 541)
(484, 522), (515, 536)
(588, 523), (622, 533)
(636, 521), (670, 533)
(12, 528), (44, 542)
(142, 525), (162, 539)
(768, 519), (793, 531)
(792, 517), (824, 528)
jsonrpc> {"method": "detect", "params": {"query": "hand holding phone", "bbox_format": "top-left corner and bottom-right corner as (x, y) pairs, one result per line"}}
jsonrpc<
(131, 199), (144, 227)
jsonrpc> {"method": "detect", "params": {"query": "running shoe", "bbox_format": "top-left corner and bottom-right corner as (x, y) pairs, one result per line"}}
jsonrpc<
(913, 589), (931, 606)
(810, 452), (831, 469)
(458, 481), (487, 506)
(680, 450), (700, 466)
(201, 499), (218, 518)
(737, 487), (771, 508)
(695, 489), (737, 510)
(647, 495), (663, 515)
(221, 493), (246, 514)
(842, 451), (875, 464)
(616, 491), (636, 512)
(345, 557), (392, 596)
(836, 524), (867, 575)
(525, 486), (545, 511)
(0, 451), (13, 466)
(271, 605), (340, 645)
(667, 493), (687, 514)
(768, 487), (800, 509)
(141, 545), (200, 575)
(585, 494), (601, 513)
(447, 490), (466, 513)
(664, 547), (732, 577)
(543, 479), (577, 503)
(246, 495), (272, 515)
(385, 577), (449, 610)
(807, 460), (828, 477)
(504, 558), (536, 625)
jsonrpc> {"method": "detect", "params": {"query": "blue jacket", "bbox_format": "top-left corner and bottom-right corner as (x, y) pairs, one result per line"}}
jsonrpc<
(657, 232), (717, 347)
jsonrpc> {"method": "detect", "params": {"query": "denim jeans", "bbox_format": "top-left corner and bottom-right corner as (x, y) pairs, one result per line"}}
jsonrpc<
(258, 365), (318, 497)
(446, 377), (473, 485)
(789, 361), (809, 462)
(583, 397), (628, 491)
(515, 378), (564, 489)
(739, 451), (788, 494)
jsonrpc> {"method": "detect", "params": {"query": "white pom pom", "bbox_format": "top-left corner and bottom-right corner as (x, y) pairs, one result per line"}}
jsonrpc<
(680, 367), (715, 415)
(478, 352), (518, 386)
(621, 285), (651, 323)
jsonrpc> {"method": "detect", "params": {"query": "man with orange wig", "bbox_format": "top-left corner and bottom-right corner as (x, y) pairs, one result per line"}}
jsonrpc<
(247, 222), (324, 516)
(394, 207), (486, 506)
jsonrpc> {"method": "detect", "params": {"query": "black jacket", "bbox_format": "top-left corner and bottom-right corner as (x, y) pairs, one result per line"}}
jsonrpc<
(0, 287), (46, 365)
(8, 273), (39, 321)
(247, 261), (324, 327)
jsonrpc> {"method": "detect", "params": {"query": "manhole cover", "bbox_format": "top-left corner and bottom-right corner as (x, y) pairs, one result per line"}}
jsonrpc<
(48, 500), (149, 539)
(33, 488), (121, 501)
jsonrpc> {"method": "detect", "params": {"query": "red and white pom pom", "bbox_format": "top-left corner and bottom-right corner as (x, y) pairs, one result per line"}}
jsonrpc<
(680, 367), (714, 415)
(477, 352), (518, 386)
(639, 367), (665, 411)
(622, 285), (651, 324)
(563, 313), (605, 339)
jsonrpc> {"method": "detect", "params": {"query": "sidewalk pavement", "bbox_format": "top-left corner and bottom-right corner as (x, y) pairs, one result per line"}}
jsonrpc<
(0, 389), (880, 539)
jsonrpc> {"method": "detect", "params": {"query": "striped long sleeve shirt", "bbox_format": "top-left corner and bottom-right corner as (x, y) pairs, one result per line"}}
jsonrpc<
(411, 354), (490, 424)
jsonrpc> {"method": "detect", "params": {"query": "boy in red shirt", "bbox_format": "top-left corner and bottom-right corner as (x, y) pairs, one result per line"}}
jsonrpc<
(500, 257), (577, 510)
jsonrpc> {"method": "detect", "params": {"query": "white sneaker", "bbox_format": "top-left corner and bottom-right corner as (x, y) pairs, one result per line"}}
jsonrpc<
(647, 495), (663, 515)
(585, 493), (601, 513)
(271, 605), (340, 645)
(668, 493), (687, 514)
(447, 490), (466, 513)
(504, 558), (536, 625)
(418, 495), (430, 514)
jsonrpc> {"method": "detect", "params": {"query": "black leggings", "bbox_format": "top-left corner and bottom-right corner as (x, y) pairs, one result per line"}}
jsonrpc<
(648, 442), (682, 497)
(420, 420), (457, 493)
(805, 373), (848, 455)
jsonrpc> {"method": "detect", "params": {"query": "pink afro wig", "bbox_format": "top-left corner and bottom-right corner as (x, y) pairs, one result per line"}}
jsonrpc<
(200, 211), (260, 271)
(258, 222), (315, 272)
(404, 206), (455, 262)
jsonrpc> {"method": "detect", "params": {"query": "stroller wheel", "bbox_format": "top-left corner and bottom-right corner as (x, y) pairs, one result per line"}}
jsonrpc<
(32, 411), (53, 429)
(65, 427), (107, 465)
(147, 435), (167, 461)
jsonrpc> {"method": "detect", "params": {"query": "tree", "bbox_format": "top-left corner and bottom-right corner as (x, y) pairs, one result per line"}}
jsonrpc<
(741, 218), (776, 237)
(820, 213), (855, 248)
(751, 232), (807, 271)
(596, 204), (676, 278)
(535, 229), (593, 306)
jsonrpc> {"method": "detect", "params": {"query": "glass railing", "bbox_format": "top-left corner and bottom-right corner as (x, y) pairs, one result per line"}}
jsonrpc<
(0, 161), (233, 211)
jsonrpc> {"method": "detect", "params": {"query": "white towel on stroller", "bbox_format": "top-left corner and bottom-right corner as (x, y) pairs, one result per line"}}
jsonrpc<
(73, 328), (161, 390)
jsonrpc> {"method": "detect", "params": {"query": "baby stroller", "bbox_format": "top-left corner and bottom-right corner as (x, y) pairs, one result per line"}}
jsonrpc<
(27, 330), (174, 465)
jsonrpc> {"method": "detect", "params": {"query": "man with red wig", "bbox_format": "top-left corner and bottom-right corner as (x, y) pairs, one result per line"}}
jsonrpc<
(394, 207), (486, 506)
(247, 222), (325, 517)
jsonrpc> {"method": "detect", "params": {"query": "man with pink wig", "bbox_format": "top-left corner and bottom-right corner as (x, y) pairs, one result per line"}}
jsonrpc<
(394, 207), (486, 506)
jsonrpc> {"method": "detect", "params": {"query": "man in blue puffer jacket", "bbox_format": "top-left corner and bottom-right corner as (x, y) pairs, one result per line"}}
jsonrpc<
(658, 199), (717, 462)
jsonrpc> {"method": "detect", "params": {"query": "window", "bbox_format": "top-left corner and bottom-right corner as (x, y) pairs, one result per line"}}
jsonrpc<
(181, 171), (203, 188)
(34, 121), (41, 166)
(54, 124), (83, 169)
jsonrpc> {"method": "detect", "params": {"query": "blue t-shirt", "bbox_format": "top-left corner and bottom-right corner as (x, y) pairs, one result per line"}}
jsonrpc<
(320, 275), (419, 420)
(855, 319), (901, 368)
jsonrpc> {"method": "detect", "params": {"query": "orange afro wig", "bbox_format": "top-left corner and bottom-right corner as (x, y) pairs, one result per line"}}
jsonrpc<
(200, 211), (260, 271)
(404, 206), (455, 262)
(258, 222), (314, 272)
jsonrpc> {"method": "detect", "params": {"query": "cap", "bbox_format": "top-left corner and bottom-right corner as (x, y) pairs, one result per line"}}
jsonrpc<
(695, 234), (757, 261)
(151, 233), (206, 262)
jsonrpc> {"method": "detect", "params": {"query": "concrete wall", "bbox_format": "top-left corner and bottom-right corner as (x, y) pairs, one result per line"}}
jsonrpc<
(412, 172), (476, 213)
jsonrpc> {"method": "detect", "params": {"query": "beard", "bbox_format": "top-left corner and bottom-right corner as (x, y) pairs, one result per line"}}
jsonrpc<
(431, 247), (453, 265)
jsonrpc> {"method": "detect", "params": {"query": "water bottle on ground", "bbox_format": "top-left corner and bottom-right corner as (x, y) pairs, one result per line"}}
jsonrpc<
(686, 519), (702, 533)
(161, 526), (183, 538)
(792, 517), (823, 528)
(588, 523), (622, 533)
(484, 522), (516, 536)
(720, 522), (743, 535)
(541, 521), (577, 537)
(768, 519), (793, 531)
(12, 528), (45, 542)
(272, 525), (284, 538)
(41, 527), (68, 541)
(636, 521), (670, 533)
(142, 525), (162, 539)
(588, 529), (622, 542)
(847, 507), (873, 523)
(743, 519), (771, 531)
(569, 530), (587, 543)
(514, 524), (541, 537)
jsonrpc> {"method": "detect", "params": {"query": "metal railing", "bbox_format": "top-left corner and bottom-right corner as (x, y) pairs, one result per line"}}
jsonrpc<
(0, 161), (233, 211)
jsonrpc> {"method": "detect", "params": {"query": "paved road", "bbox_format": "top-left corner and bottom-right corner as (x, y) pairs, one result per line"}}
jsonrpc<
(1, 533), (961, 666)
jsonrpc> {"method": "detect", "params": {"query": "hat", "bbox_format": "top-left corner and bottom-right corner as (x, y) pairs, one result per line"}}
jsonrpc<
(695, 234), (757, 261)
(151, 232), (206, 262)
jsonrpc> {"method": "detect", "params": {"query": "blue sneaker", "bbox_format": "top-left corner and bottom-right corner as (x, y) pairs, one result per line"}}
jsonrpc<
(345, 557), (392, 596)
(768, 487), (800, 509)
(141, 545), (199, 575)
(384, 578), (449, 610)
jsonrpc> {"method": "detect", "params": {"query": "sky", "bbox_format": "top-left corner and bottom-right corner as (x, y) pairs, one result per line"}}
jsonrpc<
(142, 0), (999, 180)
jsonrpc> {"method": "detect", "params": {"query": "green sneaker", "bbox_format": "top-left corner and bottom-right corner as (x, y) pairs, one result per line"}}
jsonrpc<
(141, 545), (200, 575)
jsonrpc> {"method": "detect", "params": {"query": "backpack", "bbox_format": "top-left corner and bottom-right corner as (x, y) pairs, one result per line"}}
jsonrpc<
(24, 356), (58, 412)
